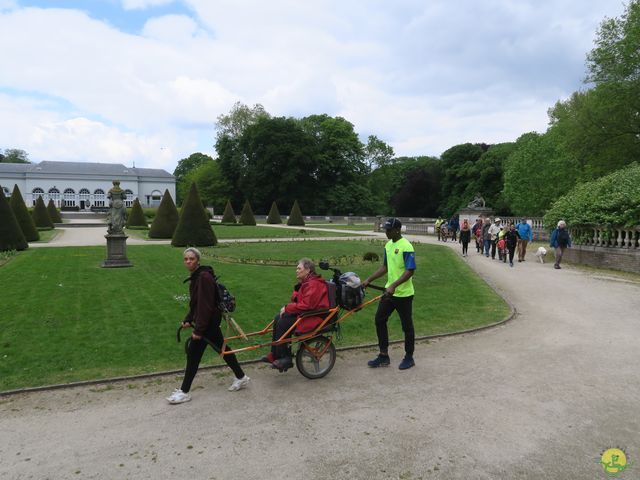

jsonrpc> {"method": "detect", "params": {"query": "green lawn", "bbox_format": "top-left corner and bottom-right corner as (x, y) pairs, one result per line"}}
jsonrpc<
(31, 228), (60, 243)
(0, 241), (509, 391)
(127, 224), (364, 240)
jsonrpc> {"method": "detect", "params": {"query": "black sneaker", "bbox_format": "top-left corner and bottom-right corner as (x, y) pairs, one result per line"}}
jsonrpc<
(367, 354), (390, 368)
(398, 357), (415, 370)
(272, 356), (293, 372)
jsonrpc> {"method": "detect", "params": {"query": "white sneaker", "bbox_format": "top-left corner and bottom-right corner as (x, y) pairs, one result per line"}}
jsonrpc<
(166, 388), (191, 404)
(228, 375), (250, 392)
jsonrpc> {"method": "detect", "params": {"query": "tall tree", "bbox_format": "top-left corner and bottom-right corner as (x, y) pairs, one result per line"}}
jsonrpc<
(215, 101), (270, 140)
(390, 157), (444, 217)
(180, 159), (232, 213)
(173, 152), (213, 205)
(364, 135), (395, 169)
(1, 149), (30, 163)
(503, 131), (578, 216)
(439, 143), (488, 215)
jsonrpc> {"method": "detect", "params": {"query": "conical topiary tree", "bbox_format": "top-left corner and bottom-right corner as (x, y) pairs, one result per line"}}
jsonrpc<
(266, 201), (282, 224)
(0, 187), (28, 251)
(10, 185), (39, 241)
(47, 199), (62, 223)
(126, 198), (148, 227)
(221, 200), (237, 224)
(239, 200), (257, 226)
(149, 189), (179, 239)
(287, 199), (305, 226)
(172, 183), (217, 247)
(32, 196), (54, 229)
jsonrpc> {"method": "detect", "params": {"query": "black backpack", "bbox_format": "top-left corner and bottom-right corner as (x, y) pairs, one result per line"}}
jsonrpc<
(214, 276), (236, 313)
(336, 272), (365, 310)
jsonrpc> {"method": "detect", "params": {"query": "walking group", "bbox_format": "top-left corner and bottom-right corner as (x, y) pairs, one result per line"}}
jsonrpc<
(460, 217), (571, 270)
(167, 217), (417, 404)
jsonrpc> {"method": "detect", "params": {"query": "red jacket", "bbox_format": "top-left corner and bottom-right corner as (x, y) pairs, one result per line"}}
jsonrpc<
(284, 273), (330, 333)
(184, 266), (221, 336)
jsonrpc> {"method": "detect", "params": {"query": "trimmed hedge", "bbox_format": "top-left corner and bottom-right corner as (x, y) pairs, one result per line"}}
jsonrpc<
(32, 196), (54, 229)
(266, 201), (282, 224)
(287, 199), (305, 226)
(239, 200), (257, 225)
(149, 190), (179, 239)
(47, 199), (62, 223)
(10, 185), (39, 242)
(126, 198), (148, 227)
(544, 162), (640, 228)
(172, 183), (217, 247)
(0, 188), (28, 251)
(221, 200), (237, 224)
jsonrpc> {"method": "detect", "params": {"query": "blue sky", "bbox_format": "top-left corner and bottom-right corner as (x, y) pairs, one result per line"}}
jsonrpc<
(0, 0), (626, 172)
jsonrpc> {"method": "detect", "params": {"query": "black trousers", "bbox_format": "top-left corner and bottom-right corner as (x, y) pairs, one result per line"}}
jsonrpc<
(375, 295), (415, 357)
(181, 320), (244, 393)
(271, 313), (298, 359)
(508, 246), (516, 264)
(491, 239), (498, 259)
(461, 240), (469, 255)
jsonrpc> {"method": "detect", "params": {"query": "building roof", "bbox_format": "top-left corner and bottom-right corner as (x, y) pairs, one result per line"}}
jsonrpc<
(0, 161), (174, 179)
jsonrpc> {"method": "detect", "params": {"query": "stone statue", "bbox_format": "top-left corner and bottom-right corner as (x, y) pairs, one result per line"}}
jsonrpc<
(467, 194), (486, 209)
(106, 180), (126, 234)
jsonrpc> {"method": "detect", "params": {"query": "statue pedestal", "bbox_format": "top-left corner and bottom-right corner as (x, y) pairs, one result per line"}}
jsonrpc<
(458, 207), (494, 226)
(102, 234), (133, 268)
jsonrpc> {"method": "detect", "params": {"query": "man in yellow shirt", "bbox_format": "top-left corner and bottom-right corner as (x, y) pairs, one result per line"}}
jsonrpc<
(363, 218), (417, 370)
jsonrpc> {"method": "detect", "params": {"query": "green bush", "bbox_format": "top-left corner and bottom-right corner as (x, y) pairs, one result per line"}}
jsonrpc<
(239, 200), (257, 225)
(149, 190), (179, 239)
(287, 199), (305, 226)
(544, 162), (640, 228)
(172, 183), (217, 247)
(31, 196), (54, 229)
(363, 251), (380, 262)
(221, 200), (237, 224)
(10, 185), (39, 242)
(126, 198), (148, 227)
(46, 199), (62, 223)
(0, 188), (28, 251)
(266, 201), (282, 224)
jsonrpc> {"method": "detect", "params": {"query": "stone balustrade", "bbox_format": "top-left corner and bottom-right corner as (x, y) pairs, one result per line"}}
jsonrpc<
(569, 225), (640, 249)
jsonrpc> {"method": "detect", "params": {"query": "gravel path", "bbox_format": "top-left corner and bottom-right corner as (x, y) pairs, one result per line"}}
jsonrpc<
(4, 233), (640, 479)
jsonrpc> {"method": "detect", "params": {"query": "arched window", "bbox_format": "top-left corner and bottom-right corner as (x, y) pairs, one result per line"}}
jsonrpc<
(94, 188), (105, 207)
(63, 188), (76, 207)
(150, 190), (162, 207)
(48, 187), (61, 207)
(124, 189), (134, 207)
(2, 186), (11, 198)
(79, 188), (90, 209)
(32, 187), (45, 206)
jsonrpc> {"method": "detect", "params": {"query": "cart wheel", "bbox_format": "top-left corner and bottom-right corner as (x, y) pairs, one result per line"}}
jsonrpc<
(296, 336), (336, 379)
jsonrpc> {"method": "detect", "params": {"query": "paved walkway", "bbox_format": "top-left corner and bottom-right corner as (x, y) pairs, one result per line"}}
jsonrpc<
(4, 230), (640, 479)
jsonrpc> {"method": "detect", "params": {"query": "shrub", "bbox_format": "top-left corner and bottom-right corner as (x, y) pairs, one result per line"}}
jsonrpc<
(0, 188), (28, 251)
(266, 201), (282, 224)
(239, 200), (257, 225)
(47, 199), (62, 223)
(149, 190), (179, 239)
(287, 199), (305, 226)
(10, 185), (39, 242)
(221, 200), (237, 224)
(544, 162), (640, 228)
(126, 198), (148, 227)
(32, 196), (54, 229)
(172, 183), (217, 247)
(363, 252), (380, 262)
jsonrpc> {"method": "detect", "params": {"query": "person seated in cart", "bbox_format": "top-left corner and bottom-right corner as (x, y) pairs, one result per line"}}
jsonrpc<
(262, 258), (330, 371)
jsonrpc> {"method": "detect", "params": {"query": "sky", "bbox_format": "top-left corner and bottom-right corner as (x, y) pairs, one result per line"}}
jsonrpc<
(0, 0), (626, 173)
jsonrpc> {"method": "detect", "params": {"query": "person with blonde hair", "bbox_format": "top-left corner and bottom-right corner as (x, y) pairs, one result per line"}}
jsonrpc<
(167, 247), (249, 404)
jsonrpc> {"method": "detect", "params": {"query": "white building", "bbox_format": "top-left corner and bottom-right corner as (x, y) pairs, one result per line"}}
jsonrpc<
(0, 161), (175, 209)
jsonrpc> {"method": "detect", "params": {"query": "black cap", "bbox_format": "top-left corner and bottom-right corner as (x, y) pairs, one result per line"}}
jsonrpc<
(383, 218), (402, 230)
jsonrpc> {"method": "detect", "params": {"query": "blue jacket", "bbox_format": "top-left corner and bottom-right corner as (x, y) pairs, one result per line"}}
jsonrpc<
(516, 222), (533, 241)
(550, 228), (571, 248)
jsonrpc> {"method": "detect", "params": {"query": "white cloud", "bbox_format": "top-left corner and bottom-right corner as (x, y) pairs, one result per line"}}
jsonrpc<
(0, 0), (627, 172)
(121, 0), (175, 11)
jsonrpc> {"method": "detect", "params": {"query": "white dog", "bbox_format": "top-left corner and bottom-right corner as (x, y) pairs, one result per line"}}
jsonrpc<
(535, 246), (547, 264)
